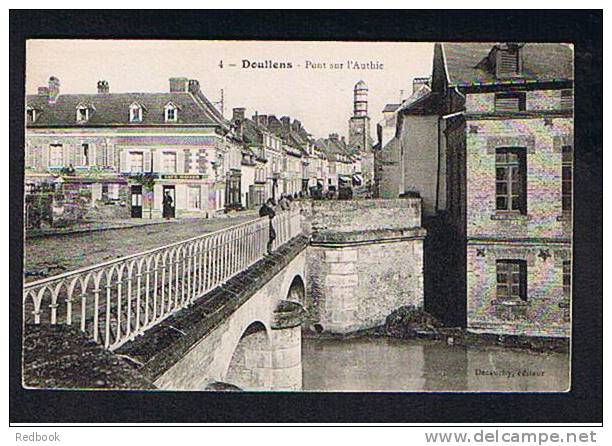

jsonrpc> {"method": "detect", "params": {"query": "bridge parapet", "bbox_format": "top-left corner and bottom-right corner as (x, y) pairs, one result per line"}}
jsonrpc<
(23, 209), (302, 351)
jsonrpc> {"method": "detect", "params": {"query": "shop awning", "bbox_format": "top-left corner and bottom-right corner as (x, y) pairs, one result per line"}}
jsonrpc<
(338, 175), (352, 184)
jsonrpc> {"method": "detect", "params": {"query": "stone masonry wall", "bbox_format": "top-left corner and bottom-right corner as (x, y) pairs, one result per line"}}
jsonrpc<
(467, 243), (571, 337)
(299, 198), (422, 232)
(303, 199), (425, 334)
(465, 117), (573, 240)
(307, 238), (424, 333)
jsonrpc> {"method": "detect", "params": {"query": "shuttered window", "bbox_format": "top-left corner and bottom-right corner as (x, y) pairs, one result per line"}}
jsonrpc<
(49, 144), (63, 167)
(163, 152), (177, 173)
(563, 260), (571, 298)
(494, 92), (526, 112)
(129, 151), (144, 173)
(562, 145), (573, 212)
(561, 89), (573, 110)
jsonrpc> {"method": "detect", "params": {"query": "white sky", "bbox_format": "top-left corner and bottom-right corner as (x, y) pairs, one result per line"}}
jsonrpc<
(26, 40), (434, 139)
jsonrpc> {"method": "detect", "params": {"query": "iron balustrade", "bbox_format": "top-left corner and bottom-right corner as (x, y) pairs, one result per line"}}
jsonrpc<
(23, 209), (303, 351)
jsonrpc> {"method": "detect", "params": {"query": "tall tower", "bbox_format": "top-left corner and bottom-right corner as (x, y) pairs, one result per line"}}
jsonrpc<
(349, 80), (374, 186)
(348, 80), (372, 153)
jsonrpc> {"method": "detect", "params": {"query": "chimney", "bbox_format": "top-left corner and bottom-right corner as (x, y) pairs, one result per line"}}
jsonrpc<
(48, 76), (60, 104)
(329, 133), (339, 142)
(234, 120), (243, 138)
(37, 86), (49, 97)
(254, 114), (268, 128)
(280, 116), (291, 129)
(188, 79), (200, 94)
(169, 77), (189, 93)
(412, 77), (429, 94)
(233, 107), (246, 122)
(97, 80), (109, 94)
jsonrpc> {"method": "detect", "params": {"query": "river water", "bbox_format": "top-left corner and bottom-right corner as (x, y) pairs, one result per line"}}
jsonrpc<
(302, 337), (569, 392)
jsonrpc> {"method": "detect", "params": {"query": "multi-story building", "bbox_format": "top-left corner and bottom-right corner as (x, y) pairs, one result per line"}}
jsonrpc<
(315, 134), (355, 192)
(25, 76), (233, 222)
(379, 42), (573, 337)
(374, 80), (431, 199)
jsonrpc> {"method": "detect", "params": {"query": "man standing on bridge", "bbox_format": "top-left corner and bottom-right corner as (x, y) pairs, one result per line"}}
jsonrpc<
(259, 198), (276, 254)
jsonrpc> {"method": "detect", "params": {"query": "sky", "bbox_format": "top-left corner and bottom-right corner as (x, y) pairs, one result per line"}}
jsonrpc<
(26, 40), (434, 139)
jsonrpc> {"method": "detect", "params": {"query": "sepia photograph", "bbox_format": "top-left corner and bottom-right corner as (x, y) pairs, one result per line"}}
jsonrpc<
(20, 38), (574, 393)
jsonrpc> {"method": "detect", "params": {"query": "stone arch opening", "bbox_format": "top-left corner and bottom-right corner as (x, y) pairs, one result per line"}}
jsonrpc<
(286, 275), (305, 305)
(225, 321), (272, 390)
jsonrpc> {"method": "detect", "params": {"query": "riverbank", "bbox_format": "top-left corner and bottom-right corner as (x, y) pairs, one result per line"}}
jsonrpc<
(302, 326), (569, 354)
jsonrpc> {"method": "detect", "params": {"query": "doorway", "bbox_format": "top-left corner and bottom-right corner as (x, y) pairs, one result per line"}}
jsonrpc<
(130, 185), (143, 218)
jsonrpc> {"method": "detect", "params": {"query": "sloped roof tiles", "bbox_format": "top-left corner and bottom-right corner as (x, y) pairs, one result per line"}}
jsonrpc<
(442, 42), (573, 86)
(26, 92), (227, 127)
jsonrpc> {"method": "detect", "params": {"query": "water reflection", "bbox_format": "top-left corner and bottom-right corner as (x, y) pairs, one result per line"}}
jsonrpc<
(302, 337), (569, 392)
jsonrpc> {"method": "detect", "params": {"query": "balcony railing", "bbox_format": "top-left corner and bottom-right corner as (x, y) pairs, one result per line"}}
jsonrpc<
(23, 209), (303, 351)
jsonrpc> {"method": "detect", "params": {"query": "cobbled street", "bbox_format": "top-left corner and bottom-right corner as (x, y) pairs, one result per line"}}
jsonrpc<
(24, 214), (258, 282)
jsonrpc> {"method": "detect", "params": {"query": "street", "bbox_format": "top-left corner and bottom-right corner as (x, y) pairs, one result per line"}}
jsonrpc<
(24, 214), (258, 282)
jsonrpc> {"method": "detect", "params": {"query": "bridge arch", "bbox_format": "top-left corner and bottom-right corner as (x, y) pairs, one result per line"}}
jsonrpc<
(284, 274), (306, 305)
(225, 321), (272, 390)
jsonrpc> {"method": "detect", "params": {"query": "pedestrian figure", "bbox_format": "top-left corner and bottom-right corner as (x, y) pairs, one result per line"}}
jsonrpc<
(162, 190), (174, 220)
(259, 198), (276, 254)
(278, 194), (291, 211)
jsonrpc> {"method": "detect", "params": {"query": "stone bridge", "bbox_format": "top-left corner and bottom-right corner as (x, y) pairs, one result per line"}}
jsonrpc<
(118, 236), (309, 391)
(23, 199), (426, 391)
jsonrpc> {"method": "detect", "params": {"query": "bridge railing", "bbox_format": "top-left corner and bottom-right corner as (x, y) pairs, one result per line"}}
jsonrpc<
(23, 209), (303, 351)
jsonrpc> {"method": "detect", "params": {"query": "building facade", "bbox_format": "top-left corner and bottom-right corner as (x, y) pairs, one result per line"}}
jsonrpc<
(25, 77), (234, 224)
(378, 43), (573, 337)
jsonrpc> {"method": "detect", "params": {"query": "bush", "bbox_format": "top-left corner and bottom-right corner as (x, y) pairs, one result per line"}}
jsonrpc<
(384, 305), (443, 339)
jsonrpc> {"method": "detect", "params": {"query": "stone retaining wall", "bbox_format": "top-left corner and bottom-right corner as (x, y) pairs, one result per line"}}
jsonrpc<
(303, 199), (426, 334)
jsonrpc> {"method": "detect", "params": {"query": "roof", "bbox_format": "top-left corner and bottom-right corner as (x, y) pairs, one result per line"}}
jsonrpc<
(442, 43), (573, 86)
(315, 137), (353, 161)
(383, 103), (401, 113)
(26, 92), (227, 128)
(397, 84), (441, 116)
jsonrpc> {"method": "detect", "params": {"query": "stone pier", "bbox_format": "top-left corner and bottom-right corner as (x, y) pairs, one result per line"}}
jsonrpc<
(301, 199), (426, 334)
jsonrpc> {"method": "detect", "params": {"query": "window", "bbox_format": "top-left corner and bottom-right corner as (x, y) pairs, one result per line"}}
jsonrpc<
(163, 152), (177, 173)
(130, 104), (143, 122)
(164, 104), (177, 122)
(496, 260), (527, 302)
(563, 260), (571, 298)
(188, 186), (201, 209)
(562, 145), (573, 212)
(80, 143), (90, 166)
(26, 107), (36, 123)
(496, 148), (527, 213)
(129, 151), (144, 173)
(49, 144), (63, 167)
(494, 92), (526, 112)
(560, 89), (573, 110)
(76, 106), (89, 122)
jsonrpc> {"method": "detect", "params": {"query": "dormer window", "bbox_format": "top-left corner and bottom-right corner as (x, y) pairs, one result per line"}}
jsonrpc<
(129, 103), (143, 123)
(164, 103), (178, 122)
(76, 105), (90, 122)
(26, 107), (36, 123)
(496, 44), (522, 78)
